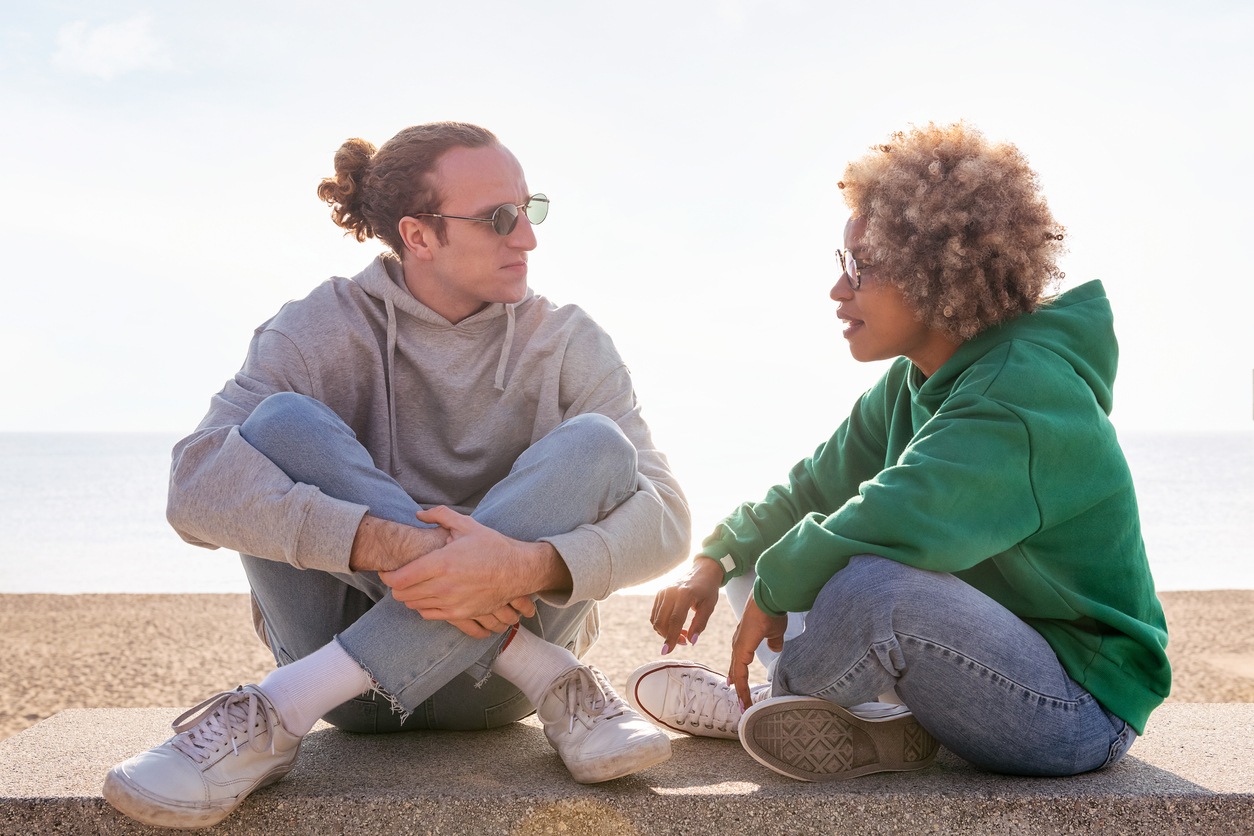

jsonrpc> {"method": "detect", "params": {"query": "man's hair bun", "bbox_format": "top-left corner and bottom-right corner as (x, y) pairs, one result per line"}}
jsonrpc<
(317, 138), (378, 243)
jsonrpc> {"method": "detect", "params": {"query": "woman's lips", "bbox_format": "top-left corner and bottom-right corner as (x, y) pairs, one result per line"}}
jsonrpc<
(837, 307), (863, 338)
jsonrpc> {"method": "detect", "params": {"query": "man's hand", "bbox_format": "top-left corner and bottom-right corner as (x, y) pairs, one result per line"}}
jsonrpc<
(349, 514), (451, 573)
(378, 506), (569, 622)
(445, 603), (534, 640)
(650, 557), (724, 654)
(728, 594), (788, 710)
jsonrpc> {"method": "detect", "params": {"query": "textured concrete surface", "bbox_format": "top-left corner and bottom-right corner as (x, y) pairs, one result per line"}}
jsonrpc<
(0, 704), (1250, 835)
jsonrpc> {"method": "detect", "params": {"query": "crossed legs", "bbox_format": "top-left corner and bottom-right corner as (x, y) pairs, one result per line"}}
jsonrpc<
(238, 392), (634, 729)
(772, 555), (1137, 776)
(104, 392), (672, 827)
(629, 555), (1136, 780)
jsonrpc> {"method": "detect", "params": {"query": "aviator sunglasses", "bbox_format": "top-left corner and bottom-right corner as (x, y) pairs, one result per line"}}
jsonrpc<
(836, 248), (877, 290)
(411, 193), (549, 236)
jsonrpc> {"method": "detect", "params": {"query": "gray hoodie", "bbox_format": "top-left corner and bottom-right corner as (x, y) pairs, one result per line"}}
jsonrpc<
(168, 254), (690, 604)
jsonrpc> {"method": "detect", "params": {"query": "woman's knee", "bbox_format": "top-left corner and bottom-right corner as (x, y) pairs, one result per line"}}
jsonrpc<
(780, 557), (937, 683)
(809, 555), (931, 622)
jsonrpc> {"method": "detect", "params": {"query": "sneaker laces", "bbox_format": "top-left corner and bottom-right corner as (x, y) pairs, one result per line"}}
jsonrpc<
(663, 670), (740, 734)
(170, 686), (280, 763)
(541, 666), (627, 735)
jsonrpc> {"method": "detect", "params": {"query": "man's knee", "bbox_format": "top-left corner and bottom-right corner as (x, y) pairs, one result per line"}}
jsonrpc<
(555, 413), (637, 492)
(241, 392), (320, 447)
(559, 413), (634, 458)
(241, 392), (346, 459)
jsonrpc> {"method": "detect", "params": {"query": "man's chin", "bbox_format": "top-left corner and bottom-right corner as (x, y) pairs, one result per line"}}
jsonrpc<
(499, 280), (529, 305)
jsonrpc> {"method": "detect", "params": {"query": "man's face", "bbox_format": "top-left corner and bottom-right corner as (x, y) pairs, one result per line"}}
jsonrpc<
(420, 144), (537, 322)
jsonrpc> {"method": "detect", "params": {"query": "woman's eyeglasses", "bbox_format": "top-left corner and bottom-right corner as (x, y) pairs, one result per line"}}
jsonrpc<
(410, 193), (549, 236)
(836, 249), (876, 290)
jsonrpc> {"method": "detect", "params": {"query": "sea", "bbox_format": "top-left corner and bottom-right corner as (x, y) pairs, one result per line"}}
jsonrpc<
(0, 431), (1250, 594)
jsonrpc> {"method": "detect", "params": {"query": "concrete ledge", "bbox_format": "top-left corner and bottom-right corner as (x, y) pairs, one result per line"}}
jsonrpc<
(0, 704), (1250, 835)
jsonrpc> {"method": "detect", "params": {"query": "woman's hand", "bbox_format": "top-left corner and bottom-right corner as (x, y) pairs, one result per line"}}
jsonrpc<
(728, 594), (788, 710)
(650, 557), (724, 655)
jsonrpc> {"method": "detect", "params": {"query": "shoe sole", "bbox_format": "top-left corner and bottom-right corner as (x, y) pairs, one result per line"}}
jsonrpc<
(739, 696), (939, 782)
(102, 759), (296, 828)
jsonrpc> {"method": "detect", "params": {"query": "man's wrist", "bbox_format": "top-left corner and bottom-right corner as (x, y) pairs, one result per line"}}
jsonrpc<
(349, 515), (446, 573)
(349, 515), (386, 572)
(523, 540), (572, 595)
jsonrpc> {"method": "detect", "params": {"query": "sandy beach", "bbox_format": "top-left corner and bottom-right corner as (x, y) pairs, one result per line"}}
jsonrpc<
(2, 590), (1251, 742)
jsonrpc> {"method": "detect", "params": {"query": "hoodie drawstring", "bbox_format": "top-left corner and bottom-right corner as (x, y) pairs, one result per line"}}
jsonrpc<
(382, 290), (513, 475)
(494, 303), (516, 392)
(384, 297), (400, 476)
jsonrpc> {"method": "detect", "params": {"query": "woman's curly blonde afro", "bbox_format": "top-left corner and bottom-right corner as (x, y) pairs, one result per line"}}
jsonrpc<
(839, 122), (1066, 341)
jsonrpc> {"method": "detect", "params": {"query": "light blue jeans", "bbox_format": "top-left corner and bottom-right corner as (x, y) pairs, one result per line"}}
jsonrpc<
(238, 392), (636, 732)
(769, 555), (1138, 776)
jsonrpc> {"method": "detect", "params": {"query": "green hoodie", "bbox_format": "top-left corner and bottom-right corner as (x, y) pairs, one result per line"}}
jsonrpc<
(700, 280), (1169, 733)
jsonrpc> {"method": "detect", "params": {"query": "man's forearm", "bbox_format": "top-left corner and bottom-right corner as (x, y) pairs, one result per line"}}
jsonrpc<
(349, 515), (450, 573)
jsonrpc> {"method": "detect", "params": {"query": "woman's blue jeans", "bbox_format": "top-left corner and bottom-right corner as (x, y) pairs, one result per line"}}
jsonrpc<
(236, 392), (636, 733)
(769, 555), (1138, 776)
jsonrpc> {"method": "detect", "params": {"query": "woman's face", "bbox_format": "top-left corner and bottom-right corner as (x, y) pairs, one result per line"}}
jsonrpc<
(830, 216), (960, 376)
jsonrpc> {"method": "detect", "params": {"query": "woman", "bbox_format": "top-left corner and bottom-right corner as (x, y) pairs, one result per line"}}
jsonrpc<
(629, 122), (1169, 781)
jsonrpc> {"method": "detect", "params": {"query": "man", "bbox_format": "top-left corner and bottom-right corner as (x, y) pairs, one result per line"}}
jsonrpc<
(103, 122), (690, 829)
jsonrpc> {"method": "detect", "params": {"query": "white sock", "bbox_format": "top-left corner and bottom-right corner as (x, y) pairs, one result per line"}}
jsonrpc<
(490, 625), (580, 705)
(259, 640), (372, 736)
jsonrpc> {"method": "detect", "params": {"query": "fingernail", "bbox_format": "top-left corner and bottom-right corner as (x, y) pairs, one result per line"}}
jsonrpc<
(661, 644), (670, 656)
(690, 632), (699, 646)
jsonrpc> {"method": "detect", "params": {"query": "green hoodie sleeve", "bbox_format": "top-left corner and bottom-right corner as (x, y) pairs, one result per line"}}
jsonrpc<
(698, 364), (902, 579)
(753, 391), (1041, 617)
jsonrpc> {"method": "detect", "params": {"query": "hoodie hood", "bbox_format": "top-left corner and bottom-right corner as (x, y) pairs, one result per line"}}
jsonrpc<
(356, 252), (534, 328)
(918, 280), (1118, 416)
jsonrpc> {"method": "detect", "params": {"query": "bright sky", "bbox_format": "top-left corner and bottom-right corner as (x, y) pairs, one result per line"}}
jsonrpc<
(2, 2), (1252, 539)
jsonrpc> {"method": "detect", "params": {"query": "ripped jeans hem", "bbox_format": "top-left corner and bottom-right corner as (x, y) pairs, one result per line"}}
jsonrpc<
(333, 637), (500, 724)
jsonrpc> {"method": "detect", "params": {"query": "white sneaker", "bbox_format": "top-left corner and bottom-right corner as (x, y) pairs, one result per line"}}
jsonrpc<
(627, 660), (771, 740)
(536, 664), (672, 783)
(103, 685), (301, 828)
